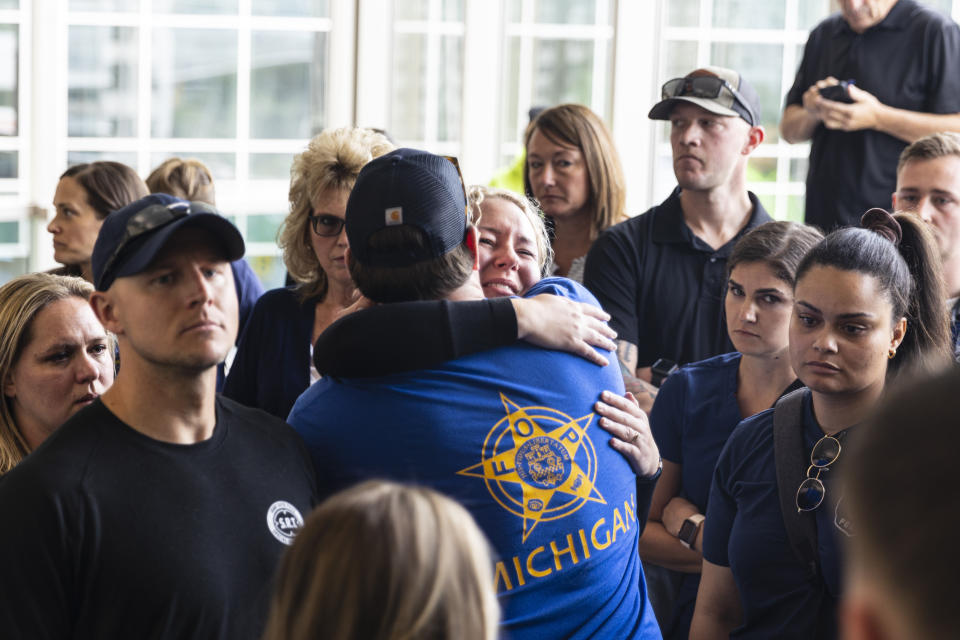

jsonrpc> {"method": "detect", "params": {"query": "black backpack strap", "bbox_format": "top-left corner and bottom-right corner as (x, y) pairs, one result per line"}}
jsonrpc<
(773, 388), (821, 580)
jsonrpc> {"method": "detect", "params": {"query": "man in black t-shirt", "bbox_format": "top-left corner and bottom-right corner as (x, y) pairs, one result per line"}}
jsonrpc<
(584, 66), (770, 412)
(0, 194), (317, 640)
(781, 0), (960, 229)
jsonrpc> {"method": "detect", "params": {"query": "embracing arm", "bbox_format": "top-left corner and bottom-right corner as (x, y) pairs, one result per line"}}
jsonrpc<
(689, 560), (743, 639)
(313, 295), (616, 377)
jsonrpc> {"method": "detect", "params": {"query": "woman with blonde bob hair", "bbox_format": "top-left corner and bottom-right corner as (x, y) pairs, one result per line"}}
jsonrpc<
(0, 273), (115, 475)
(262, 480), (499, 640)
(524, 104), (627, 281)
(224, 127), (394, 418)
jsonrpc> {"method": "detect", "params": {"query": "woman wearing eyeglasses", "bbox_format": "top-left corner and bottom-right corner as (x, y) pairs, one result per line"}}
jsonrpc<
(690, 210), (953, 640)
(223, 127), (394, 419)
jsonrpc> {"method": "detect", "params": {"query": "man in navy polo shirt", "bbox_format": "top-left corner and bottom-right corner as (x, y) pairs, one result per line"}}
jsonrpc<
(781, 0), (960, 230)
(584, 66), (770, 412)
(289, 148), (663, 640)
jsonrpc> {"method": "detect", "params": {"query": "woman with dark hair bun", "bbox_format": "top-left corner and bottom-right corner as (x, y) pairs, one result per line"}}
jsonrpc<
(49, 161), (148, 282)
(638, 220), (822, 640)
(691, 210), (952, 640)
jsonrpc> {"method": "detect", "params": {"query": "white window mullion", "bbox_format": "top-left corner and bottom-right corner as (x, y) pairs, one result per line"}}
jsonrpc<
(423, 0), (441, 150)
(235, 0), (252, 229)
(137, 1), (153, 176)
(590, 0), (608, 116)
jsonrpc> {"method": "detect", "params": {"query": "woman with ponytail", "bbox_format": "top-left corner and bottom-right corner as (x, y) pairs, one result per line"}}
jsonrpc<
(690, 209), (952, 640)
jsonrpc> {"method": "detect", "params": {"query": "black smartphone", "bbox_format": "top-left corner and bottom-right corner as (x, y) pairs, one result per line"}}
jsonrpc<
(819, 82), (854, 104)
(651, 358), (679, 387)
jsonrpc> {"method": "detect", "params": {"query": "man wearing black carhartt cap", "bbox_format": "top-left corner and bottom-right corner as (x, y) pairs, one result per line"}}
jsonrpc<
(584, 65), (772, 414)
(289, 148), (662, 640)
(0, 194), (317, 640)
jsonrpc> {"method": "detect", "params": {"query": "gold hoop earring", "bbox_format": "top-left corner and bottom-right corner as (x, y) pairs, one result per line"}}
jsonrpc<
(888, 348), (897, 360)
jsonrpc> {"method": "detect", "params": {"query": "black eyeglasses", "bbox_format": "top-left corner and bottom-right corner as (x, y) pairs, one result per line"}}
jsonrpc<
(99, 201), (210, 285)
(796, 433), (843, 512)
(308, 212), (346, 237)
(661, 75), (758, 126)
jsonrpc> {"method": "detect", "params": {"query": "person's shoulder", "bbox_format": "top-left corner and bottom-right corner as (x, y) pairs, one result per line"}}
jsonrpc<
(525, 276), (600, 306)
(218, 394), (294, 431)
(680, 351), (740, 374)
(256, 285), (301, 306)
(0, 401), (112, 497)
(724, 406), (776, 457)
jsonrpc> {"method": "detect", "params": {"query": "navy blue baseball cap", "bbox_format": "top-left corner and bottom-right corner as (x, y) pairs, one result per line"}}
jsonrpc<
(345, 148), (469, 268)
(91, 193), (245, 291)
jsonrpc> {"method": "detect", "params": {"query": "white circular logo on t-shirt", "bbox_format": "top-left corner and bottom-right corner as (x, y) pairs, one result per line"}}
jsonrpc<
(266, 501), (304, 545)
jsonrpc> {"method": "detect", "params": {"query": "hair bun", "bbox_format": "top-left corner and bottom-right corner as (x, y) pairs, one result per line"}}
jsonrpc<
(860, 208), (902, 247)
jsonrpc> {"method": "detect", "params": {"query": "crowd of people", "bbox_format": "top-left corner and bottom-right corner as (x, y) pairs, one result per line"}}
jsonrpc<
(0, 1), (959, 639)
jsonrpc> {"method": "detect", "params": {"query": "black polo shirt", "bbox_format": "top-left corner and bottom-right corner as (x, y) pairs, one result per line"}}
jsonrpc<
(786, 0), (960, 230)
(583, 187), (772, 370)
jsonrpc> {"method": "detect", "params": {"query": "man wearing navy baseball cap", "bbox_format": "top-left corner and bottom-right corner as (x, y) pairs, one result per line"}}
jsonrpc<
(0, 194), (317, 640)
(289, 148), (662, 640)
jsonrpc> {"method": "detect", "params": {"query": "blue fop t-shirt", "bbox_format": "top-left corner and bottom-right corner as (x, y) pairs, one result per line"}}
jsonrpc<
(289, 278), (661, 640)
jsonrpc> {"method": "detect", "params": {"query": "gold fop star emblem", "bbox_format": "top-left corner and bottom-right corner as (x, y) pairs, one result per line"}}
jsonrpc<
(458, 393), (605, 542)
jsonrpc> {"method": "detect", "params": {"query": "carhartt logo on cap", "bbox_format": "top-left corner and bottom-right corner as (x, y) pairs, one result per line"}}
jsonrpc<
(385, 207), (403, 226)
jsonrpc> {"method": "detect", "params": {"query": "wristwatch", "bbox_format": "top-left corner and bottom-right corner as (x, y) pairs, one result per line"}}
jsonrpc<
(678, 513), (705, 550)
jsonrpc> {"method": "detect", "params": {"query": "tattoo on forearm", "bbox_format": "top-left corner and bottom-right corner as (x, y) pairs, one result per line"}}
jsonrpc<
(616, 341), (657, 402)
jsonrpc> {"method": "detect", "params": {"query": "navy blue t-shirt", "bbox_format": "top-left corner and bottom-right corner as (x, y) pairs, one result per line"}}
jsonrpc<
(703, 390), (845, 639)
(289, 278), (662, 640)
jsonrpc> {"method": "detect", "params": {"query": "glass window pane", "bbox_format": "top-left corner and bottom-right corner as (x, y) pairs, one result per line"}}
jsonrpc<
(149, 152), (235, 181)
(500, 37), (521, 146)
(247, 254), (285, 290)
(921, 0), (953, 16)
(662, 40), (697, 83)
(534, 0), (604, 25)
(0, 25), (17, 136)
(152, 28), (237, 138)
(666, 0), (699, 27)
(67, 150), (137, 168)
(153, 0), (238, 13)
(0, 258), (28, 286)
(797, 0), (831, 29)
(390, 33), (425, 140)
(787, 195), (804, 222)
(68, 26), (137, 138)
(69, 0), (134, 10)
(0, 0), (18, 8)
(395, 0), (428, 20)
(247, 212), (285, 243)
(250, 31), (326, 139)
(531, 39), (595, 108)
(441, 0), (463, 21)
(747, 157), (776, 182)
(505, 0), (521, 22)
(0, 151), (17, 178)
(252, 0), (328, 17)
(710, 42), (783, 142)
(757, 193), (775, 217)
(0, 220), (17, 243)
(437, 35), (462, 142)
(712, 0), (784, 29)
(790, 157), (808, 182)
(250, 152), (294, 179)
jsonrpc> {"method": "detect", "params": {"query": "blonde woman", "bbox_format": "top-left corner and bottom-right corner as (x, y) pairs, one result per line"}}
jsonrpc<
(223, 127), (394, 418)
(262, 480), (499, 640)
(0, 273), (114, 475)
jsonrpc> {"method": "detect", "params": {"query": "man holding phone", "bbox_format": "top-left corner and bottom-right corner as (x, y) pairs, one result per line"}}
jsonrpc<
(781, 0), (960, 230)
